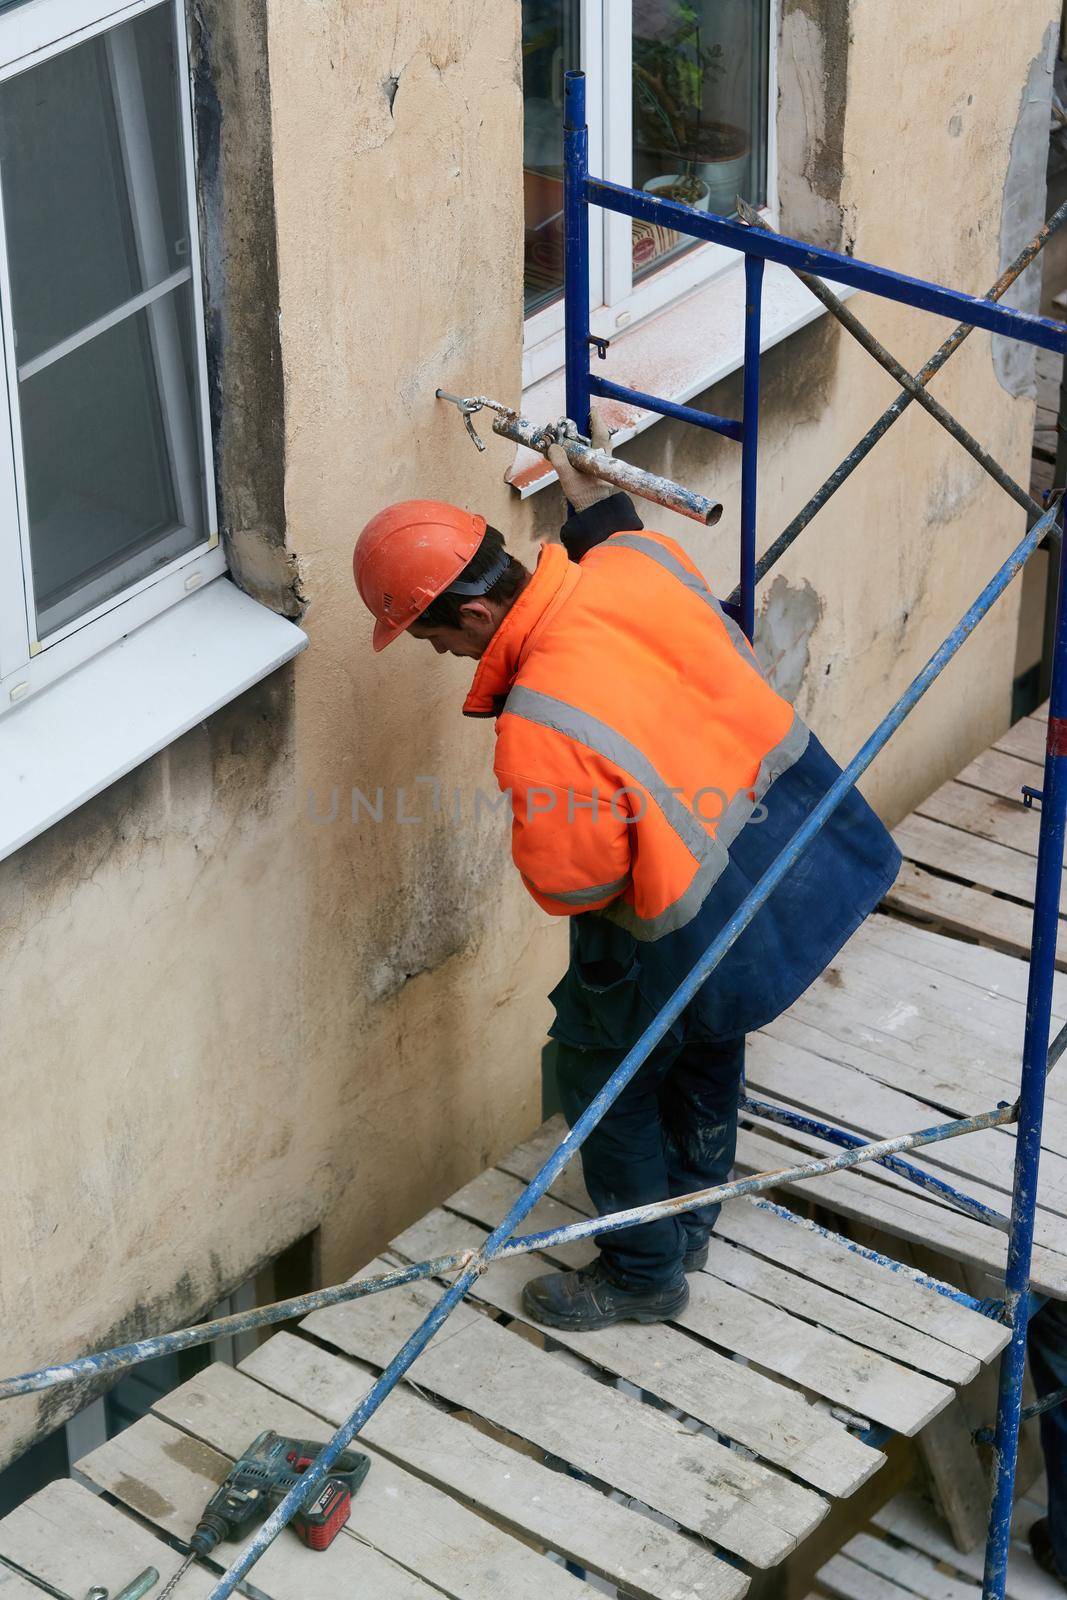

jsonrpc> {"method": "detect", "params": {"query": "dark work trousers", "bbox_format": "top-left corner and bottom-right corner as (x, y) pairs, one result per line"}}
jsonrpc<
(555, 1029), (744, 1290)
(1028, 1298), (1067, 1571)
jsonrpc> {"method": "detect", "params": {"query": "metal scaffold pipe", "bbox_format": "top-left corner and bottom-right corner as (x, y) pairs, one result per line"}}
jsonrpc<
(983, 509), (1067, 1599)
(735, 201), (1044, 523)
(435, 389), (724, 526)
(736, 194), (1067, 602)
(0, 1086), (1026, 1404)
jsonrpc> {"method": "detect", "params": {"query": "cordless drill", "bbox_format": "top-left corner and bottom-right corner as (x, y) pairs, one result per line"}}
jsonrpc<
(190, 1429), (371, 1555)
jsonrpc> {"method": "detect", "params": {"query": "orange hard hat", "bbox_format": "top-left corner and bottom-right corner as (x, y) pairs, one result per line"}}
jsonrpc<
(353, 499), (488, 652)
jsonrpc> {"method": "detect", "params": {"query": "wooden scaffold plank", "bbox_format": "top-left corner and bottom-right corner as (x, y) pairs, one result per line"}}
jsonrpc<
(462, 1157), (953, 1432)
(731, 1123), (1067, 1298)
(955, 745), (1044, 808)
(74, 1411), (442, 1600)
(892, 814), (1067, 911)
(781, 928), (1067, 1099)
(496, 1114), (1033, 1317)
(300, 1260), (829, 1569)
(873, 1491), (1055, 1600)
(859, 914), (1067, 1008)
(445, 1163), (979, 1386)
(81, 1371), (595, 1600)
(994, 717), (1048, 766)
(915, 781), (1041, 857)
(238, 1336), (748, 1600)
(496, 1106), (1067, 1298)
(0, 1480), (214, 1600)
(392, 1197), (884, 1497)
(817, 1533), (981, 1600)
(884, 862), (1067, 968)
(712, 1200), (1007, 1363)
(743, 1032), (1067, 1229)
(0, 1568), (51, 1598)
(495, 1119), (1010, 1359)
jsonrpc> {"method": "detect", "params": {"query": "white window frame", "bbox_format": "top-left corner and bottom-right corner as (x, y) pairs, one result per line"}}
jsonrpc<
(0, 0), (221, 715)
(523, 0), (779, 388)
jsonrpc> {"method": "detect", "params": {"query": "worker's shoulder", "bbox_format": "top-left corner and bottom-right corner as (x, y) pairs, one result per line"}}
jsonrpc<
(582, 525), (709, 585)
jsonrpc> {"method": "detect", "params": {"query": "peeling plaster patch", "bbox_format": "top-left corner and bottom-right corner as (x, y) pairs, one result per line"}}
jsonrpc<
(993, 23), (1056, 397)
(226, 527), (307, 619)
(366, 810), (509, 1002)
(755, 575), (823, 704)
(384, 74), (400, 112)
(777, 0), (850, 248)
(190, 0), (301, 618)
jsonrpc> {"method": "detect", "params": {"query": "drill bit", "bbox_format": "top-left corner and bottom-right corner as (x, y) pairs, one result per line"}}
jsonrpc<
(155, 1553), (196, 1600)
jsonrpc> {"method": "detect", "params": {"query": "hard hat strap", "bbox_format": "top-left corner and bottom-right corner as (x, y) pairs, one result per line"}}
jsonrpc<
(443, 546), (511, 598)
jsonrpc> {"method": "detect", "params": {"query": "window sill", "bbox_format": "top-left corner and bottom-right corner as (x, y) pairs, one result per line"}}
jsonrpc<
(0, 575), (308, 862)
(509, 261), (855, 495)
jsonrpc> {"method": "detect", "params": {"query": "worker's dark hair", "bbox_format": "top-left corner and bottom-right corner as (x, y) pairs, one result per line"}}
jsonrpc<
(417, 526), (526, 630)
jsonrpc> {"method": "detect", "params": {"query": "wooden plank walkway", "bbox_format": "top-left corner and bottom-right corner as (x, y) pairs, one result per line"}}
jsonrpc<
(0, 1110), (1009, 1597)
(807, 1481), (1056, 1600)
(886, 705), (1067, 968)
(3, 710), (1061, 1595)
(736, 699), (1067, 1302)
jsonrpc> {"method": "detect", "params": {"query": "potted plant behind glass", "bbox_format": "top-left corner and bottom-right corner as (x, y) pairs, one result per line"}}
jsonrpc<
(634, 1), (750, 216)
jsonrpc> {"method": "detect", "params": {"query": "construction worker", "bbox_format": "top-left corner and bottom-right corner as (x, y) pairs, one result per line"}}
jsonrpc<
(353, 418), (900, 1332)
(1027, 1300), (1067, 1586)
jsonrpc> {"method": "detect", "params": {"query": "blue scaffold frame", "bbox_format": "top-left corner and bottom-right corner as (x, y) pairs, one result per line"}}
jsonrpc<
(4, 66), (1067, 1600)
(561, 70), (1065, 1599)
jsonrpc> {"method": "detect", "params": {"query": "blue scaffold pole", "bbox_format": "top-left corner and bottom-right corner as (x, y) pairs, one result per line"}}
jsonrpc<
(740, 253), (765, 639)
(563, 71), (591, 441)
(982, 509), (1067, 1600)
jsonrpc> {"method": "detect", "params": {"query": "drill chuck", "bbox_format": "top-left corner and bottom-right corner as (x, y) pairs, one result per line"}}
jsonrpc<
(189, 1511), (229, 1557)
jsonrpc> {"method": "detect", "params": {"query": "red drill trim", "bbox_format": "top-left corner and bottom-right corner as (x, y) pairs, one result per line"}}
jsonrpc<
(1049, 717), (1067, 757)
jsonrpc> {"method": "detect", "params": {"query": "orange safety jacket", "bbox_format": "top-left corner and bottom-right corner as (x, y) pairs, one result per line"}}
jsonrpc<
(463, 507), (899, 1043)
(466, 531), (806, 930)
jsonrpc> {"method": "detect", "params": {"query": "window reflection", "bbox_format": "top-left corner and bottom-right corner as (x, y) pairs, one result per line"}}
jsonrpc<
(633, 0), (768, 277)
(522, 1), (578, 314)
(519, 1), (770, 311)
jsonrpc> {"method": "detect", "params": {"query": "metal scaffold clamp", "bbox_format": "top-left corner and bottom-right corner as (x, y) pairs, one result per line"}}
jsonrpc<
(435, 388), (723, 526)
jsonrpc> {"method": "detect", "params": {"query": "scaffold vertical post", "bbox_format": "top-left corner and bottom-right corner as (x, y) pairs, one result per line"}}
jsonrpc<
(982, 507), (1067, 1600)
(740, 253), (765, 639)
(563, 70), (591, 441)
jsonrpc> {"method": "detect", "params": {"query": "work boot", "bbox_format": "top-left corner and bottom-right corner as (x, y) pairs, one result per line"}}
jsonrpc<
(521, 1257), (689, 1331)
(1030, 1519), (1067, 1591)
(682, 1235), (709, 1272)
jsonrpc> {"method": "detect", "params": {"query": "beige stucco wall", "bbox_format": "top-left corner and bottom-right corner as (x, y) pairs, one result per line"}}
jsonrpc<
(519, 0), (1057, 823)
(0, 0), (1057, 1466)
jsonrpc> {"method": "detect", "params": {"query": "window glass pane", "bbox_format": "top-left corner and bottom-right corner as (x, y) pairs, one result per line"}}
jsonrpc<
(522, 1), (578, 314)
(632, 0), (768, 280)
(20, 292), (202, 637)
(0, 2), (208, 640)
(0, 3), (189, 366)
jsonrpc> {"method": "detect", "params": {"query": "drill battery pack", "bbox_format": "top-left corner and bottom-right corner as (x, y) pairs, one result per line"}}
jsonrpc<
(282, 1442), (371, 1551)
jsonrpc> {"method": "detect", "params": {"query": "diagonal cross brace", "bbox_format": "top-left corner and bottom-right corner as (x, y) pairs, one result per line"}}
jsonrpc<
(734, 197), (1067, 603)
(737, 200), (1045, 524)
